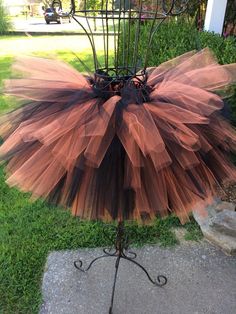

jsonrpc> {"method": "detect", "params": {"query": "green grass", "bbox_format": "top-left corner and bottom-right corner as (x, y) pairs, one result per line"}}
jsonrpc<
(0, 56), (15, 113)
(0, 37), (203, 314)
(184, 220), (204, 241)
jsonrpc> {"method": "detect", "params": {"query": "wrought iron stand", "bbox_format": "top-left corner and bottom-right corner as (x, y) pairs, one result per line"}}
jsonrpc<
(74, 221), (167, 314)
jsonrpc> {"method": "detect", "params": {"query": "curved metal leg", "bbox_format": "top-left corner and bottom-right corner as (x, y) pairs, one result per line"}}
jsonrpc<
(74, 221), (168, 313)
(121, 255), (167, 286)
(74, 253), (117, 272)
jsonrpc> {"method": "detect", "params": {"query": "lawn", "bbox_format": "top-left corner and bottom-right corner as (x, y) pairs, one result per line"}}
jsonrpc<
(0, 35), (202, 314)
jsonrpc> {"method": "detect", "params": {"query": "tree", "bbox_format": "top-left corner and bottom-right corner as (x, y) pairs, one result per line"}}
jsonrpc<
(224, 0), (236, 36)
(0, 0), (11, 34)
(80, 0), (113, 31)
(42, 0), (71, 10)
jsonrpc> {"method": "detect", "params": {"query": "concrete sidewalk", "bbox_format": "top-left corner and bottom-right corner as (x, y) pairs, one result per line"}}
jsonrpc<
(40, 242), (236, 314)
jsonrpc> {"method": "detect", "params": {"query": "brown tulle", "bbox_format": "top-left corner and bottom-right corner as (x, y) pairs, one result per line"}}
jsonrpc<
(1, 48), (236, 224)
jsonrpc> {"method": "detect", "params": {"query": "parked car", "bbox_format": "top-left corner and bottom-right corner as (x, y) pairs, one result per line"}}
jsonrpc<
(44, 8), (59, 24)
(44, 8), (71, 24)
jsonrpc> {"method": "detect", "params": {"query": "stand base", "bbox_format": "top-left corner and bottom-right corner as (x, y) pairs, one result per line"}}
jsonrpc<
(74, 222), (167, 314)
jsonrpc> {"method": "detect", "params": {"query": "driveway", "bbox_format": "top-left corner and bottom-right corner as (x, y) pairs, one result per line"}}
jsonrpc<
(12, 17), (82, 34)
(12, 17), (109, 34)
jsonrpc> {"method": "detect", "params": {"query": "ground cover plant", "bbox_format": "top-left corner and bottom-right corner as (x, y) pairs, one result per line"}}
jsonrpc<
(0, 31), (215, 313)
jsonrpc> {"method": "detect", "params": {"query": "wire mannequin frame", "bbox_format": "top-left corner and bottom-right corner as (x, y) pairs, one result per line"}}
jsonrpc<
(49, 1), (190, 313)
(52, 0), (189, 82)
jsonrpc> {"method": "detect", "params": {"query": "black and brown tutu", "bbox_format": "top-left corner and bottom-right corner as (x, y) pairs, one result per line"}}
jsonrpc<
(1, 48), (236, 223)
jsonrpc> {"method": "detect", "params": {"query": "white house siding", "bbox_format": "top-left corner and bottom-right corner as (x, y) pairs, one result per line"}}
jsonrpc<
(204, 0), (228, 34)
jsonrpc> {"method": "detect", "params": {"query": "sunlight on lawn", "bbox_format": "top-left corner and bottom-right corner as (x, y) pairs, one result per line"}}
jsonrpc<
(0, 34), (114, 56)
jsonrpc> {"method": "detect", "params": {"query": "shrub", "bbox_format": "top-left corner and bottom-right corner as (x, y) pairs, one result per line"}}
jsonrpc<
(120, 19), (236, 67)
(0, 0), (11, 35)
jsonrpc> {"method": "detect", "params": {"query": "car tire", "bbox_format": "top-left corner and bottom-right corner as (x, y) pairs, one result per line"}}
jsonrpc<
(46, 21), (50, 24)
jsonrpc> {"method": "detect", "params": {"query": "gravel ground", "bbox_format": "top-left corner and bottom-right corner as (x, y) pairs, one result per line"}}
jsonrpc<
(217, 184), (236, 204)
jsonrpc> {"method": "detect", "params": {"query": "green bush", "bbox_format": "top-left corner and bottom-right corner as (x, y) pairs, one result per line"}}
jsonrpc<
(120, 19), (236, 67)
(0, 0), (11, 35)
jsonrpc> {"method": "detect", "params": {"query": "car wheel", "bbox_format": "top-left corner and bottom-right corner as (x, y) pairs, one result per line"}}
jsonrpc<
(46, 21), (50, 24)
(57, 18), (62, 24)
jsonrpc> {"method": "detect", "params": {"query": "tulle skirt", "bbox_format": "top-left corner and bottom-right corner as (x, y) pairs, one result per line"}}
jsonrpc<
(1, 48), (236, 223)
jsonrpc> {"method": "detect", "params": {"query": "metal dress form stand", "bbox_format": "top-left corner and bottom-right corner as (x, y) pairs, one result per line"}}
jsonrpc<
(51, 1), (189, 313)
(74, 221), (167, 314)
